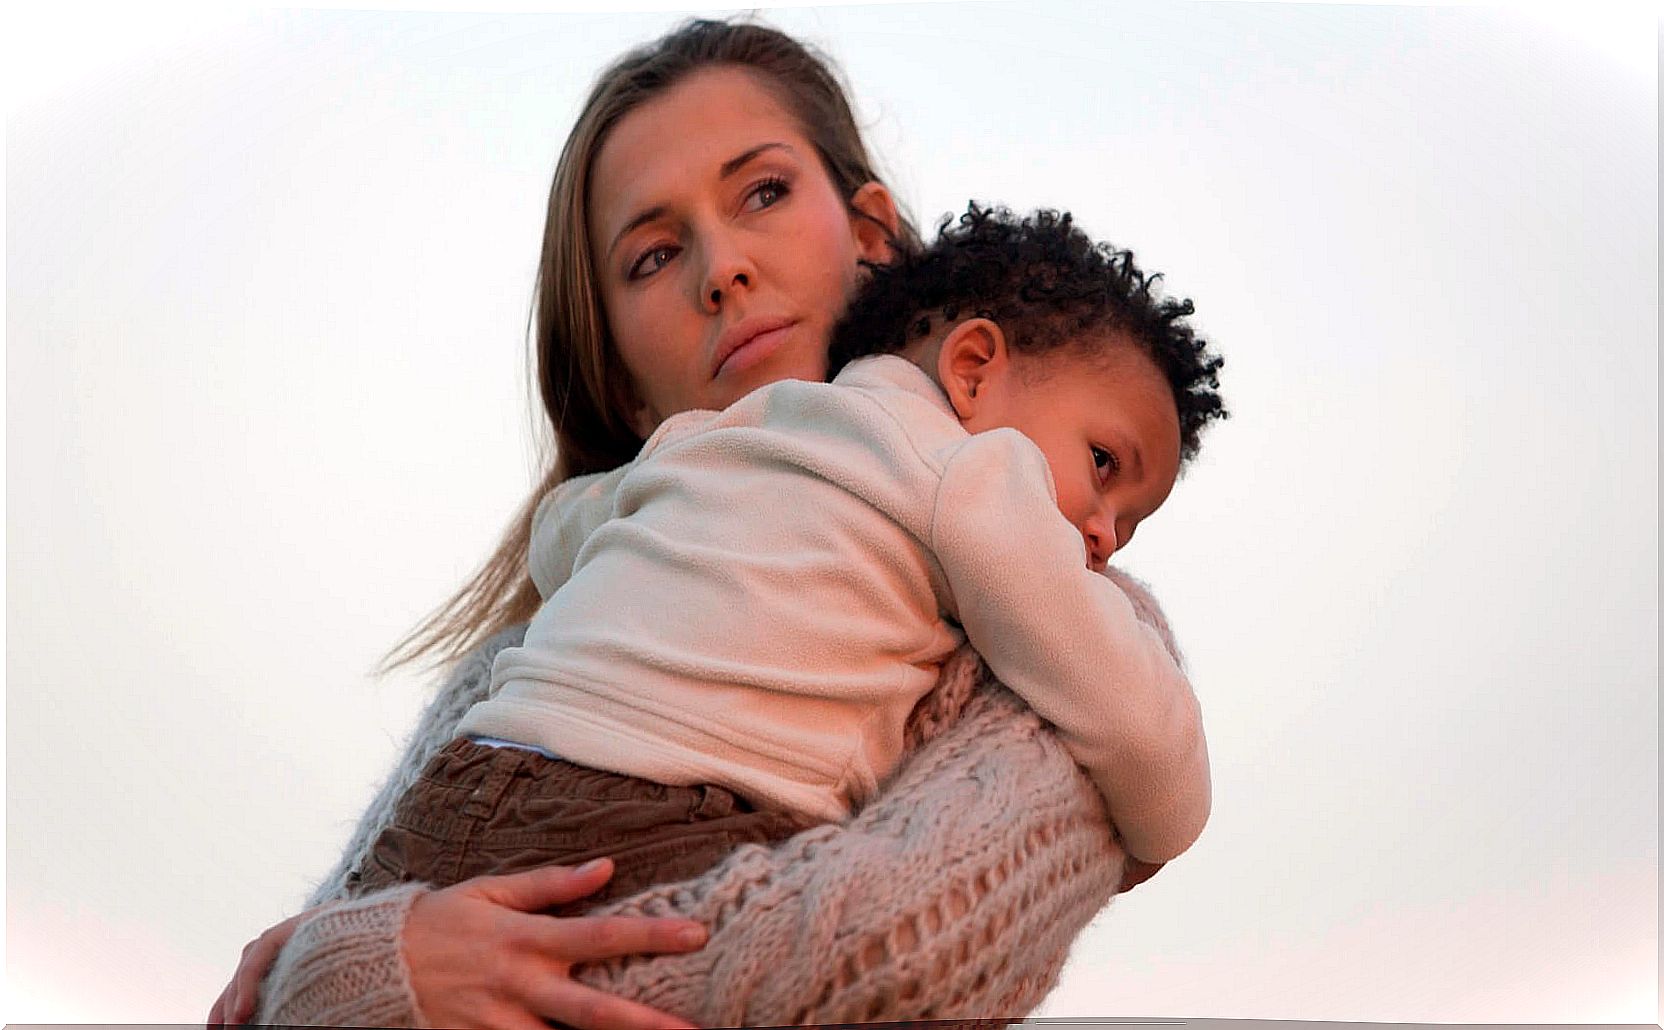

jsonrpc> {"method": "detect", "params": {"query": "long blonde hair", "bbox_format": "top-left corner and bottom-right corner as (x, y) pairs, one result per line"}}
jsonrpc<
(379, 18), (922, 675)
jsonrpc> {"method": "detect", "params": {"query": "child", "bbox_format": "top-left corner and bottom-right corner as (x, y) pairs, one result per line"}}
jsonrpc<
(351, 204), (1227, 912)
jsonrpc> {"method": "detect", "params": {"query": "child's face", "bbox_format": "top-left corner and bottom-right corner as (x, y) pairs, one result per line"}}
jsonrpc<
(965, 342), (1181, 571)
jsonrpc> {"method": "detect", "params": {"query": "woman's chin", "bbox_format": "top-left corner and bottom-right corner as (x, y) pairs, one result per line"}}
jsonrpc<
(717, 348), (828, 402)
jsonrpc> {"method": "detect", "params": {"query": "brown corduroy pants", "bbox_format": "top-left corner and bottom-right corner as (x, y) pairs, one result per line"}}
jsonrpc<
(352, 737), (816, 915)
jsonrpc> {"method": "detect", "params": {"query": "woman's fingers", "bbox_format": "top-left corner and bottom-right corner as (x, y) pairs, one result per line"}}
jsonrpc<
(227, 961), (258, 1024)
(209, 910), (309, 1027)
(1117, 857), (1165, 893)
(205, 991), (227, 1027)
(239, 915), (300, 1021)
(524, 976), (701, 1030)
(530, 912), (707, 964)
(402, 879), (706, 1030)
(475, 858), (616, 911)
(211, 957), (254, 1027)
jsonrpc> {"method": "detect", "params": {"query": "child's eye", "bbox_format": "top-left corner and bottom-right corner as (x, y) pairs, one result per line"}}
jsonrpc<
(1092, 446), (1120, 480)
(743, 176), (791, 212)
(628, 244), (680, 280)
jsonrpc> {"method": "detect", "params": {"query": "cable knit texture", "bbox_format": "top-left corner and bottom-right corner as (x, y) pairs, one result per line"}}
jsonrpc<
(262, 884), (426, 1026)
(257, 568), (1182, 1027)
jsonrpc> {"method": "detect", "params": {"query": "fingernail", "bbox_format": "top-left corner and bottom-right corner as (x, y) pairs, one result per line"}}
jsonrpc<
(578, 858), (608, 874)
(678, 925), (707, 947)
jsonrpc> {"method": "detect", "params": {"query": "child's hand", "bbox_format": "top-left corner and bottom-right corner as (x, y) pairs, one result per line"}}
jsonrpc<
(1117, 857), (1165, 894)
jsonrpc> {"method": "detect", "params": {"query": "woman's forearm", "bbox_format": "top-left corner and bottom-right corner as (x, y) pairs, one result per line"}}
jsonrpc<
(257, 675), (1117, 1029)
(570, 665), (1125, 1025)
(568, 568), (1177, 1025)
(570, 572), (1176, 1024)
(256, 883), (430, 1026)
(255, 627), (530, 1026)
(257, 569), (1182, 1027)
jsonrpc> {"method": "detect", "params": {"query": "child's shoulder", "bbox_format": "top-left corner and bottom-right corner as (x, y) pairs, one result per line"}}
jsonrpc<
(626, 359), (968, 474)
(708, 356), (944, 436)
(826, 353), (926, 392)
(535, 463), (631, 536)
(826, 355), (973, 466)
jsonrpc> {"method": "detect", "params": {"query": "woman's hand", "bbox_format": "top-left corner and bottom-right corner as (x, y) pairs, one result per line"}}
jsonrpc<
(403, 858), (708, 1030)
(208, 859), (705, 1030)
(1117, 856), (1165, 894)
(208, 908), (315, 1027)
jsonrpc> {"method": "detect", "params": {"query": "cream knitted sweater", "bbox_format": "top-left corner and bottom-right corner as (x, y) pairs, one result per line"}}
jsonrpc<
(255, 569), (1185, 1027)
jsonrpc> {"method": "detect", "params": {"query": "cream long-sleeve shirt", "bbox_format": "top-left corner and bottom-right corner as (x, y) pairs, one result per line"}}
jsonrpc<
(458, 355), (1209, 862)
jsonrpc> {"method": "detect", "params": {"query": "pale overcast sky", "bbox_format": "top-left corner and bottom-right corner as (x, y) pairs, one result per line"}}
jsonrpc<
(7, 1), (1657, 1022)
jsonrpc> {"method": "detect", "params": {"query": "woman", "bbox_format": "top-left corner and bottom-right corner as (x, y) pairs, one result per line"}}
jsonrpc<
(212, 18), (1178, 1029)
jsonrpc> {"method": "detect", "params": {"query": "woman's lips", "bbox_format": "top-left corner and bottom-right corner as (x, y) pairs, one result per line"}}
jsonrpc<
(714, 322), (796, 380)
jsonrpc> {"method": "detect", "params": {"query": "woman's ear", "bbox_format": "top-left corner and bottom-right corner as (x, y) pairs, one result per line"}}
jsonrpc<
(848, 181), (901, 264)
(936, 318), (1010, 425)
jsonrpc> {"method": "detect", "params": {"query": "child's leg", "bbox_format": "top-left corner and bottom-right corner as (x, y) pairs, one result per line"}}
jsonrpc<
(350, 738), (814, 910)
(540, 771), (816, 917)
(349, 737), (538, 896)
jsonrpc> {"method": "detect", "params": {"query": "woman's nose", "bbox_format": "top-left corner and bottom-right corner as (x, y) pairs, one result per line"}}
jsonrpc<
(700, 241), (756, 311)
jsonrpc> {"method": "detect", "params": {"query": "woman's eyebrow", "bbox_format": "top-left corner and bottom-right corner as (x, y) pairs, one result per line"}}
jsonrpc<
(607, 204), (667, 262)
(719, 141), (792, 178)
(605, 143), (796, 262)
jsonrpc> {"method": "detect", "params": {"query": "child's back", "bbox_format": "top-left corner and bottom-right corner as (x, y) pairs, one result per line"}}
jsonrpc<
(361, 204), (1227, 912)
(470, 353), (1080, 822)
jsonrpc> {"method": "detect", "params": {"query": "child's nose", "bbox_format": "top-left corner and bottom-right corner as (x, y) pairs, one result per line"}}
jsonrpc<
(1082, 519), (1117, 572)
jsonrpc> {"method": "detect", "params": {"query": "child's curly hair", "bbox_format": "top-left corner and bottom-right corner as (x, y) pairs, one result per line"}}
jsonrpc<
(828, 202), (1228, 463)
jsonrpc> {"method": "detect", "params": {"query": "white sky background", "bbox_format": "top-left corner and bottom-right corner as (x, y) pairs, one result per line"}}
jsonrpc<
(5, 0), (1657, 1022)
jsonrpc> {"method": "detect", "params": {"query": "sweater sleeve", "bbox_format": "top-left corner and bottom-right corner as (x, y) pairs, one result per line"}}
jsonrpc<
(929, 428), (1211, 864)
(564, 649), (1117, 1025)
(254, 625), (530, 1027)
(257, 573), (1188, 1028)
(566, 568), (1188, 1026)
(258, 884), (429, 1027)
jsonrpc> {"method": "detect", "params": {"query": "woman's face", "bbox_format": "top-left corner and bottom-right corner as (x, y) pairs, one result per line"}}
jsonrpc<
(587, 67), (897, 435)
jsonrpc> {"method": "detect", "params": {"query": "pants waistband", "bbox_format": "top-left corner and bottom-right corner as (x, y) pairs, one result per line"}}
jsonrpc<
(465, 733), (560, 761)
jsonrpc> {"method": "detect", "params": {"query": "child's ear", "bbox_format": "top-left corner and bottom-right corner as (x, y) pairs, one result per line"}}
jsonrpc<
(937, 318), (1009, 423)
(848, 182), (902, 265)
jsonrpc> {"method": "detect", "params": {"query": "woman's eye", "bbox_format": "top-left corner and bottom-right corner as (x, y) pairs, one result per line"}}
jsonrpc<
(1092, 446), (1120, 480)
(743, 176), (791, 212)
(629, 244), (679, 280)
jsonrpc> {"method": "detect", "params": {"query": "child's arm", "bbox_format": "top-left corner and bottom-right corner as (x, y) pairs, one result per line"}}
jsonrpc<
(528, 409), (720, 599)
(527, 464), (630, 599)
(929, 428), (1211, 864)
